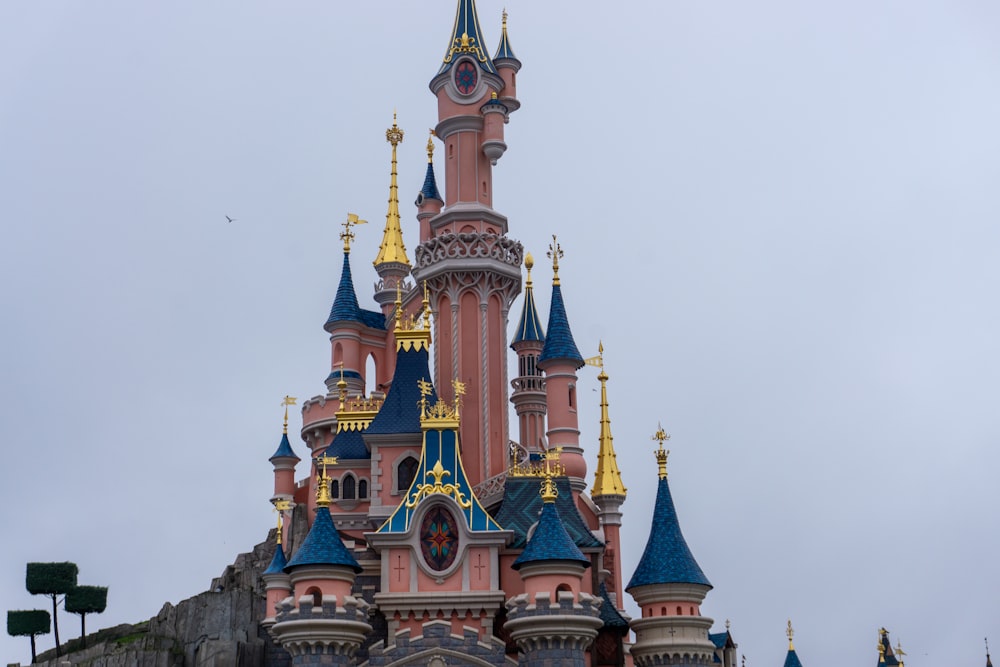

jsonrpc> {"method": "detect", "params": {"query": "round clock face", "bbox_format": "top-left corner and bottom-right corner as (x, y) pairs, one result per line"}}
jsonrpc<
(454, 61), (477, 95)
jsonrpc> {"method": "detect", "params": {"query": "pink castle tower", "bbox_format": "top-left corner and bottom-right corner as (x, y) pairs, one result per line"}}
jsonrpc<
(509, 252), (546, 456)
(412, 0), (524, 488)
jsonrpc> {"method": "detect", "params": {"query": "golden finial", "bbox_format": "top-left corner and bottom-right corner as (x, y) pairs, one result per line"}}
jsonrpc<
(540, 461), (558, 503)
(502, 8), (508, 29)
(652, 423), (671, 479)
(341, 212), (367, 253)
(878, 630), (886, 659)
(272, 498), (291, 545)
(422, 280), (431, 328)
(524, 252), (534, 287)
(547, 235), (563, 285)
(417, 378), (433, 417)
(452, 378), (466, 416)
(386, 110), (404, 146)
(786, 619), (795, 650)
(426, 129), (436, 163)
(394, 278), (404, 329)
(895, 639), (906, 666)
(314, 454), (338, 506)
(281, 395), (297, 434)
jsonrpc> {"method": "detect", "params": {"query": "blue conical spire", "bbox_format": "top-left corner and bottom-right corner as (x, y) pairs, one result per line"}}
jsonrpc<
(511, 254), (544, 346)
(784, 648), (804, 667)
(538, 282), (582, 367)
(493, 9), (519, 63)
(436, 0), (498, 76)
(420, 135), (442, 202)
(512, 487), (590, 570)
(284, 505), (362, 573)
(626, 458), (711, 589)
(263, 543), (288, 575)
(324, 251), (362, 331)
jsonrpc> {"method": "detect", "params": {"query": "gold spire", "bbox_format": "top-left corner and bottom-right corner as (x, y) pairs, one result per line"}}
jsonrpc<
(786, 619), (795, 651)
(280, 395), (297, 434)
(374, 112), (410, 267)
(585, 342), (626, 498)
(314, 455), (338, 506)
(652, 423), (670, 479)
(341, 212), (367, 253)
(547, 234), (563, 285)
(426, 129), (435, 163)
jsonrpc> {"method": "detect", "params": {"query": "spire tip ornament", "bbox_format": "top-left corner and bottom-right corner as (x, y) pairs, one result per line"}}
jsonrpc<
(547, 235), (563, 285)
(652, 423), (671, 479)
(280, 395), (297, 434)
(786, 619), (795, 650)
(341, 212), (367, 253)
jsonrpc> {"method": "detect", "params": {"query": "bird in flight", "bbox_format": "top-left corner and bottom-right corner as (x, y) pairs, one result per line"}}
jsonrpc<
(225, 215), (237, 223)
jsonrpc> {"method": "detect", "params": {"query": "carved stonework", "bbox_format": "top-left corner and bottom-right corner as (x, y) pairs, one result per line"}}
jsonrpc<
(415, 232), (523, 270)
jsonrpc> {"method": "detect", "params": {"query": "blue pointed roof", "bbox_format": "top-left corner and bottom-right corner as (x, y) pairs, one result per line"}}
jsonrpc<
(493, 15), (519, 62)
(436, 0), (498, 76)
(538, 283), (583, 367)
(269, 433), (299, 461)
(783, 649), (804, 667)
(324, 251), (386, 332)
(284, 505), (362, 573)
(366, 345), (437, 435)
(626, 476), (711, 590)
(512, 499), (590, 570)
(511, 278), (544, 346)
(494, 476), (603, 549)
(709, 632), (734, 650)
(263, 543), (288, 575)
(597, 582), (629, 632)
(420, 160), (442, 202)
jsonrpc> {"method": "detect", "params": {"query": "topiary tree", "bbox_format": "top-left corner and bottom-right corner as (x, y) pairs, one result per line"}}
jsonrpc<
(64, 585), (108, 648)
(25, 562), (77, 657)
(7, 609), (51, 664)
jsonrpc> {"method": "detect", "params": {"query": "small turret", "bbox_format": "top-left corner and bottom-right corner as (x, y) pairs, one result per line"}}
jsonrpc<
(415, 131), (443, 241)
(492, 9), (521, 112)
(324, 216), (372, 396)
(269, 396), (300, 506)
(627, 426), (716, 667)
(510, 252), (546, 454)
(373, 114), (412, 310)
(505, 468), (602, 664)
(261, 499), (292, 631)
(537, 236), (587, 491)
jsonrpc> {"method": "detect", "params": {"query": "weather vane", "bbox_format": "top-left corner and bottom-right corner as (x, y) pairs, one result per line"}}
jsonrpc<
(280, 395), (297, 434)
(341, 212), (367, 252)
(547, 234), (563, 284)
(652, 423), (671, 479)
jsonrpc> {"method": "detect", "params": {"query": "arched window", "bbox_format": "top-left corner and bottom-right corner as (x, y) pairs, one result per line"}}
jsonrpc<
(676, 606), (683, 615)
(661, 607), (666, 616)
(306, 587), (322, 609)
(359, 479), (368, 499)
(398, 456), (419, 492)
(329, 479), (339, 499)
(342, 474), (356, 500)
(568, 385), (575, 408)
(690, 606), (695, 615)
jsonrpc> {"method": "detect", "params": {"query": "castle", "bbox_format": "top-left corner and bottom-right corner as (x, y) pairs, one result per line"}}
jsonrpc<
(258, 2), (737, 666)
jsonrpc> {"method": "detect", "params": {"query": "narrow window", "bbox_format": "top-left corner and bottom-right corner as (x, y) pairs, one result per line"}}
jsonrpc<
(329, 479), (339, 499)
(343, 474), (356, 500)
(676, 606), (683, 615)
(359, 479), (368, 499)
(398, 456), (419, 492)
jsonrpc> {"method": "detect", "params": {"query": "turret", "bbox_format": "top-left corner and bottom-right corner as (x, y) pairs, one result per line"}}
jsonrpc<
(783, 620), (804, 667)
(414, 132), (443, 241)
(373, 114), (412, 310)
(537, 236), (587, 491)
(261, 501), (292, 631)
(510, 252), (546, 454)
(324, 217), (371, 396)
(626, 426), (715, 667)
(271, 457), (370, 666)
(269, 396), (301, 507)
(492, 10), (521, 112)
(587, 344), (627, 604)
(505, 468), (602, 666)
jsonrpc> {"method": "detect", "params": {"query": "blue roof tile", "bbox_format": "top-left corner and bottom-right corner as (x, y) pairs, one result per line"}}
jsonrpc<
(597, 581), (629, 631)
(512, 500), (590, 570)
(626, 476), (711, 590)
(783, 649), (804, 667)
(324, 252), (386, 332)
(269, 433), (299, 461)
(263, 543), (288, 575)
(493, 17), (519, 62)
(511, 279), (544, 346)
(495, 476), (603, 549)
(284, 506), (362, 573)
(420, 160), (442, 202)
(538, 283), (583, 367)
(366, 346), (436, 435)
(325, 428), (370, 460)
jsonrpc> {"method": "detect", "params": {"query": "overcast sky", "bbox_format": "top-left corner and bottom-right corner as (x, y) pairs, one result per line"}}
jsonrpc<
(1, 2), (998, 665)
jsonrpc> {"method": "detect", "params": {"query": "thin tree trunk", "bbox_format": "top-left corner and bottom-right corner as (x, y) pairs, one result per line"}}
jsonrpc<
(51, 593), (61, 657)
(80, 613), (87, 648)
(29, 633), (37, 663)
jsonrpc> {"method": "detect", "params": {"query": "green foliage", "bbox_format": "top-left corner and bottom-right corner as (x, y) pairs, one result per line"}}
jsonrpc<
(65, 586), (108, 615)
(25, 562), (78, 595)
(7, 610), (50, 637)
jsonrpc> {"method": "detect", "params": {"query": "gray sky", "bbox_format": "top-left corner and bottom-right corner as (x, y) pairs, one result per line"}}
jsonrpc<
(2, 2), (998, 665)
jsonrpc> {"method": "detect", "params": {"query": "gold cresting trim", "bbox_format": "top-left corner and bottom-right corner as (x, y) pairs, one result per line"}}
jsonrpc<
(314, 455), (339, 507)
(394, 280), (434, 352)
(341, 213), (367, 253)
(374, 112), (410, 267)
(787, 619), (795, 651)
(586, 342), (627, 498)
(418, 378), (464, 430)
(509, 446), (564, 478)
(652, 423), (670, 480)
(405, 458), (472, 509)
(272, 499), (292, 545)
(547, 234), (563, 285)
(281, 395), (298, 435)
(336, 395), (383, 433)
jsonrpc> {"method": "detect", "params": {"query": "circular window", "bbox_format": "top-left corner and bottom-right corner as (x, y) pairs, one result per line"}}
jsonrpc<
(420, 505), (459, 571)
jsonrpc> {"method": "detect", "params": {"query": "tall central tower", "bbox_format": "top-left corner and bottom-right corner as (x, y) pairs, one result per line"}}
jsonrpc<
(413, 0), (523, 487)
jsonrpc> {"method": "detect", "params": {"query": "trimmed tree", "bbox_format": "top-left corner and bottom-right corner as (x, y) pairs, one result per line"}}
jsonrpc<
(7, 609), (51, 664)
(64, 585), (108, 648)
(25, 562), (78, 658)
